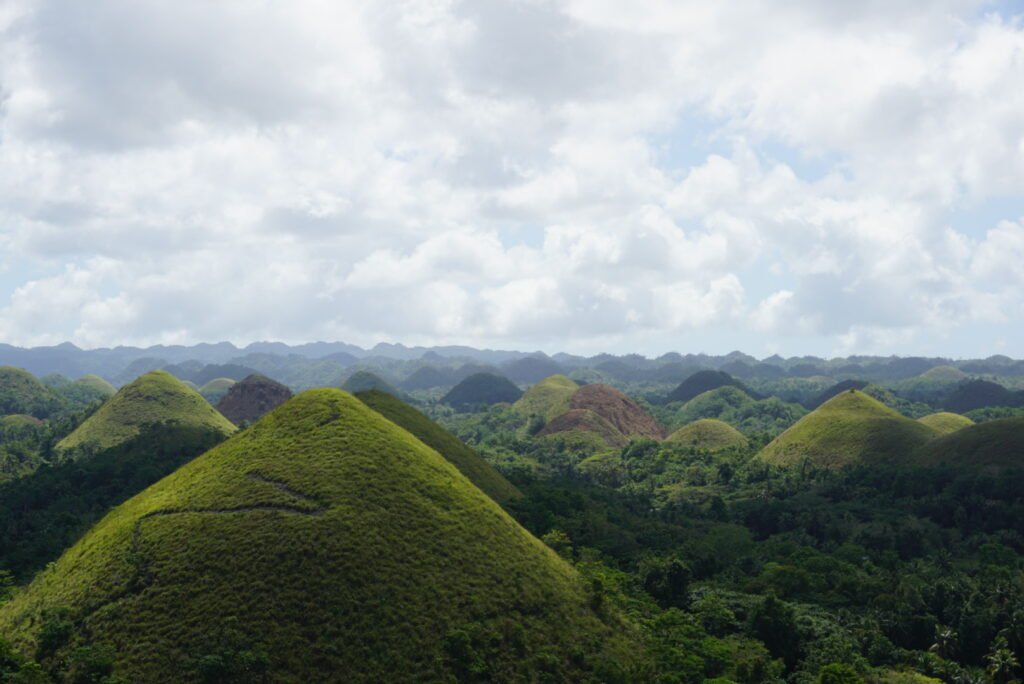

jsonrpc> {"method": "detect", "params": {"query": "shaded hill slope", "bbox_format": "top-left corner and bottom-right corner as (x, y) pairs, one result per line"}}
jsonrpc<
(536, 409), (628, 450)
(758, 390), (938, 469)
(355, 389), (520, 505)
(215, 374), (293, 425)
(0, 389), (634, 682)
(442, 372), (523, 411)
(0, 366), (63, 418)
(665, 370), (754, 404)
(911, 416), (1024, 470)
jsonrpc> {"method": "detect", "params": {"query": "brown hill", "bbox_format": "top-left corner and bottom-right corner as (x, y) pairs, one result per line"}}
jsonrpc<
(215, 374), (293, 425)
(537, 408), (628, 449)
(569, 384), (664, 440)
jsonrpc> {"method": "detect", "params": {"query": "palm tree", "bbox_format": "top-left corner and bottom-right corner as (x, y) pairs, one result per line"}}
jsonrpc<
(986, 636), (1020, 684)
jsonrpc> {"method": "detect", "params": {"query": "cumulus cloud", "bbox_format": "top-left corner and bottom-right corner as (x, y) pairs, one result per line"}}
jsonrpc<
(0, 0), (1022, 356)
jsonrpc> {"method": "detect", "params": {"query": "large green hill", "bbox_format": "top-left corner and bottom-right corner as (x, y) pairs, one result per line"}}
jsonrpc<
(355, 389), (521, 505)
(0, 366), (63, 419)
(0, 389), (634, 682)
(666, 419), (749, 451)
(56, 370), (235, 455)
(757, 390), (938, 469)
(512, 374), (579, 421)
(911, 416), (1024, 469)
(917, 412), (974, 435)
(442, 372), (523, 411)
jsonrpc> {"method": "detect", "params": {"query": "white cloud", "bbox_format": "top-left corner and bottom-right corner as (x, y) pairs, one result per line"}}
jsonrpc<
(0, 0), (1022, 356)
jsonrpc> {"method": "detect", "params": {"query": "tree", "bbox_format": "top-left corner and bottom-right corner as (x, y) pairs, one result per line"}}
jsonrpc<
(817, 662), (863, 684)
(749, 595), (802, 669)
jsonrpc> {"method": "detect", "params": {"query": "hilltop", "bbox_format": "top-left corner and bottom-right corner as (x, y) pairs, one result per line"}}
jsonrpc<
(56, 370), (236, 455)
(355, 389), (520, 504)
(665, 370), (753, 404)
(215, 374), (293, 425)
(666, 385), (806, 436)
(911, 416), (1024, 470)
(570, 384), (664, 440)
(341, 370), (402, 397)
(0, 389), (634, 682)
(0, 366), (63, 418)
(666, 419), (749, 451)
(917, 412), (974, 435)
(198, 377), (235, 404)
(442, 372), (523, 411)
(757, 390), (938, 469)
(512, 374), (579, 421)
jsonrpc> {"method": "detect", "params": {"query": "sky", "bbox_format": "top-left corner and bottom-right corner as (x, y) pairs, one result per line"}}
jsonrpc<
(1, 0), (1023, 358)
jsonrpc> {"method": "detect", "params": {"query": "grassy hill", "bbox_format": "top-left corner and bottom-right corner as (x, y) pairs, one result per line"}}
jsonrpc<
(56, 370), (235, 455)
(198, 377), (235, 404)
(666, 386), (807, 436)
(911, 416), (1024, 469)
(0, 366), (63, 419)
(807, 379), (869, 409)
(442, 372), (523, 412)
(666, 419), (749, 451)
(216, 374), (293, 425)
(917, 412), (974, 435)
(512, 374), (579, 421)
(665, 370), (752, 404)
(537, 408), (628, 450)
(54, 374), (117, 408)
(341, 370), (402, 397)
(757, 390), (939, 469)
(355, 389), (521, 505)
(0, 389), (635, 682)
(569, 384), (664, 440)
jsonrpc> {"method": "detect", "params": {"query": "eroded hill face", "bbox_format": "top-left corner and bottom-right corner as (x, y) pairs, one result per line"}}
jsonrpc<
(0, 389), (634, 682)
(215, 374), (293, 425)
(537, 408), (628, 449)
(570, 384), (664, 440)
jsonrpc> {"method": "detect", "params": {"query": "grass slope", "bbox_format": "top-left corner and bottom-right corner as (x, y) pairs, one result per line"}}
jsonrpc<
(512, 374), (579, 421)
(355, 389), (521, 505)
(0, 367), (63, 419)
(917, 412), (974, 435)
(911, 416), (1024, 469)
(666, 419), (749, 451)
(56, 370), (235, 455)
(197, 377), (235, 404)
(757, 390), (939, 469)
(0, 390), (634, 682)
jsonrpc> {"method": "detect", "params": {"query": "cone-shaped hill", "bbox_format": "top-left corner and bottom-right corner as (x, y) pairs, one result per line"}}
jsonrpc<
(0, 389), (635, 682)
(537, 409), (629, 450)
(665, 370), (753, 404)
(569, 384), (664, 440)
(52, 374), (118, 408)
(667, 419), (749, 451)
(917, 412), (974, 435)
(757, 390), (938, 469)
(442, 372), (523, 411)
(513, 374), (579, 421)
(56, 370), (236, 455)
(355, 389), (521, 505)
(341, 370), (402, 397)
(215, 374), (293, 425)
(0, 366), (63, 418)
(198, 377), (235, 404)
(911, 417), (1024, 470)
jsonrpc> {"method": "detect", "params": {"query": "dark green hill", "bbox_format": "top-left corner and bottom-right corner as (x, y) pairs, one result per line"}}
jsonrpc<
(911, 416), (1024, 469)
(0, 390), (635, 682)
(399, 365), (457, 390)
(56, 371), (235, 455)
(0, 366), (63, 419)
(666, 419), (749, 451)
(442, 372), (523, 411)
(757, 390), (939, 469)
(943, 379), (1022, 412)
(668, 386), (807, 436)
(665, 370), (754, 404)
(501, 356), (564, 384)
(215, 374), (293, 425)
(807, 379), (869, 409)
(355, 389), (520, 505)
(340, 370), (402, 397)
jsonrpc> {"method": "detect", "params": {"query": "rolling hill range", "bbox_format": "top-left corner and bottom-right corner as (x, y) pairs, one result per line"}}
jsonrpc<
(943, 379), (1024, 412)
(0, 389), (635, 682)
(666, 419), (749, 451)
(56, 371), (236, 455)
(911, 416), (1024, 470)
(442, 372), (523, 411)
(757, 390), (939, 469)
(215, 374), (293, 425)
(355, 389), (521, 505)
(665, 385), (807, 436)
(917, 412), (974, 435)
(512, 374), (579, 421)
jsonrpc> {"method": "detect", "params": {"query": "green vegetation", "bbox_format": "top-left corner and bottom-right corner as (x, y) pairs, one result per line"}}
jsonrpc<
(56, 371), (235, 456)
(917, 412), (974, 435)
(442, 372), (523, 411)
(757, 390), (938, 469)
(197, 377), (235, 404)
(0, 390), (636, 682)
(666, 419), (749, 451)
(912, 416), (1024, 469)
(666, 370), (752, 404)
(0, 367), (63, 419)
(54, 375), (116, 409)
(660, 386), (807, 437)
(512, 374), (579, 421)
(355, 389), (521, 505)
